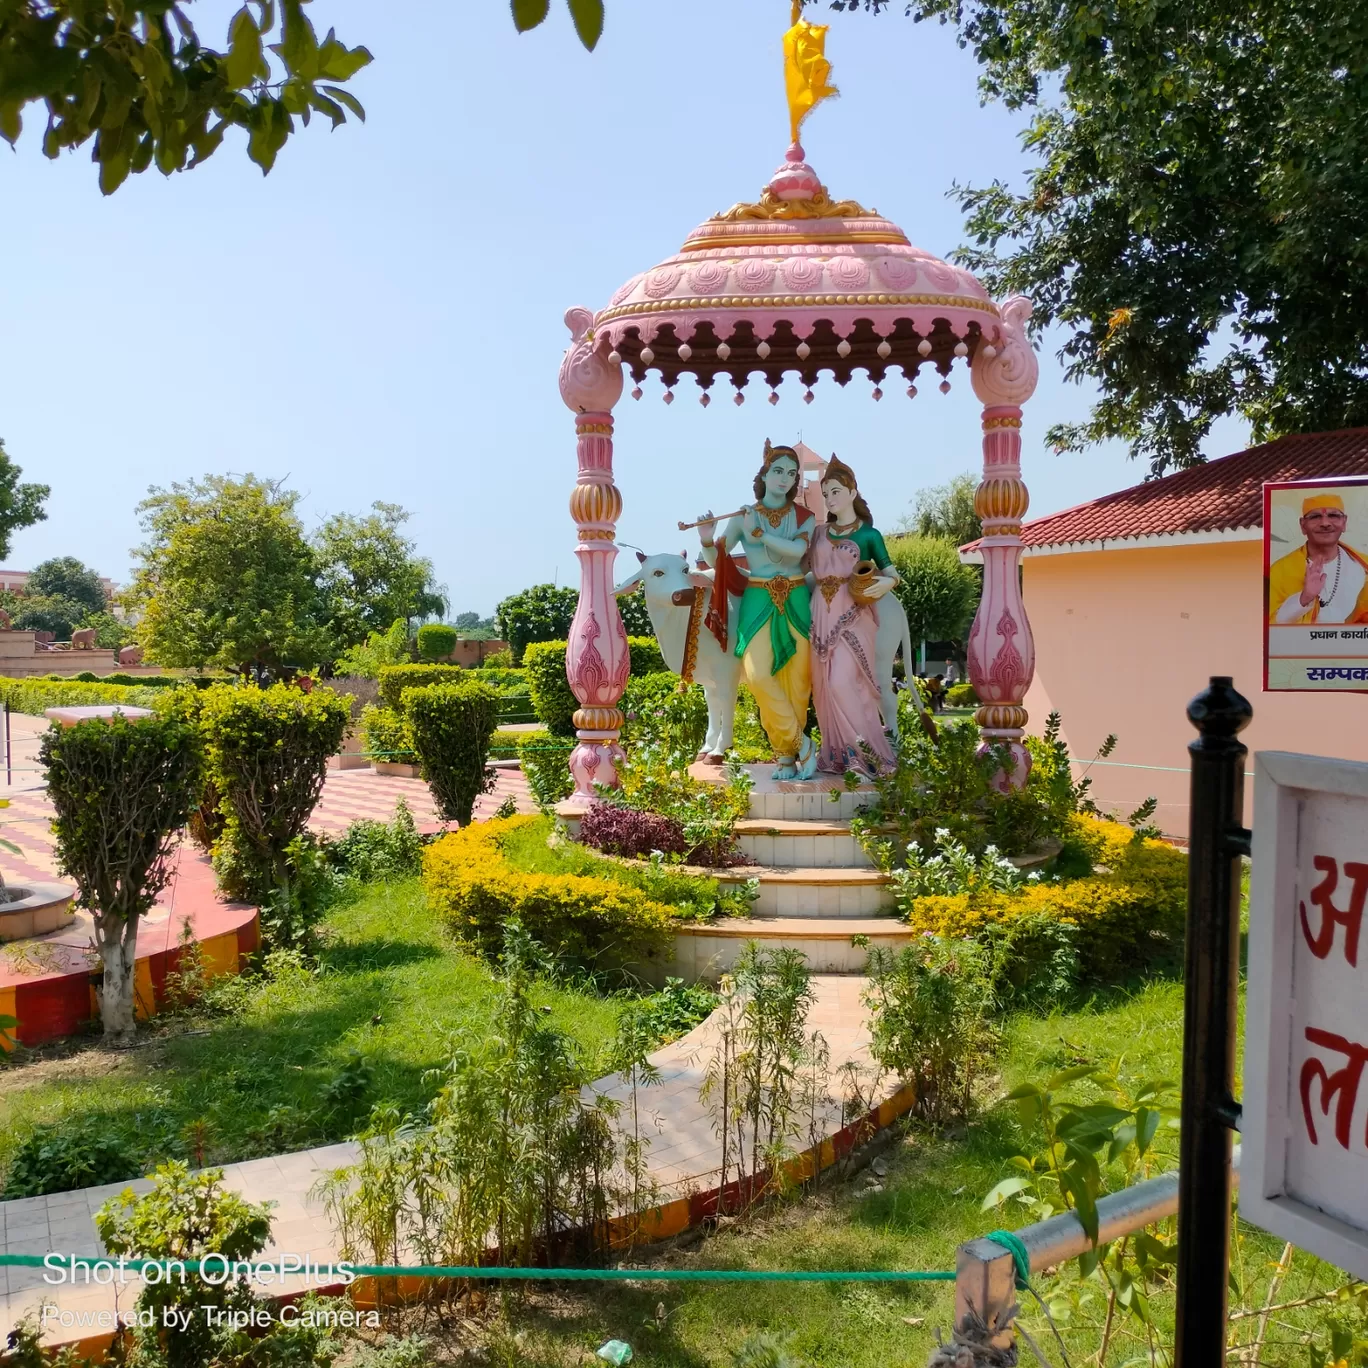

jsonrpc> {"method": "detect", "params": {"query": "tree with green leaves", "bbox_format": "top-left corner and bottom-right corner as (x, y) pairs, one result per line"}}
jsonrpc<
(453, 610), (498, 640)
(0, 438), (49, 562)
(26, 556), (106, 616)
(0, 0), (372, 193)
(495, 582), (653, 663)
(313, 501), (446, 651)
(12, 594), (85, 639)
(42, 714), (201, 1041)
(126, 474), (329, 675)
(896, 473), (981, 547)
(496, 583), (578, 665)
(886, 534), (981, 646)
(831, 0), (1368, 473)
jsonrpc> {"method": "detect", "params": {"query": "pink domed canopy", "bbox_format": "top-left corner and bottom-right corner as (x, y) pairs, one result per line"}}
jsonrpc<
(596, 145), (1003, 401)
(557, 139), (1040, 804)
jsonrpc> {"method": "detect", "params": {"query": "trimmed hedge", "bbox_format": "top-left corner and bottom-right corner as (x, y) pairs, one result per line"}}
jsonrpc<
(465, 667), (527, 689)
(524, 636), (667, 736)
(423, 815), (674, 964)
(200, 684), (349, 912)
(376, 663), (463, 710)
(0, 676), (165, 715)
(41, 714), (203, 1039)
(518, 731), (575, 808)
(946, 682), (978, 707)
(377, 662), (531, 727)
(359, 704), (415, 763)
(405, 681), (500, 825)
(901, 816), (1187, 983)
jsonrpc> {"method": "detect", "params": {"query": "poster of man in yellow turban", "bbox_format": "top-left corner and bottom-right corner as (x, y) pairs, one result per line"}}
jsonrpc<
(1264, 479), (1368, 691)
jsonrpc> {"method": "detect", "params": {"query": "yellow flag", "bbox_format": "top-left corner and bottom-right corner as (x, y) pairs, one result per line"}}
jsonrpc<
(783, 6), (838, 144)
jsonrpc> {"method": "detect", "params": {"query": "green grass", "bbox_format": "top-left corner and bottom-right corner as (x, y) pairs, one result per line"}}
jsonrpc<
(365, 977), (1354, 1368)
(0, 878), (624, 1189)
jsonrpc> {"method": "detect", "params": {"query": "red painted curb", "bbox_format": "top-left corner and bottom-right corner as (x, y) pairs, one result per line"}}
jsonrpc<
(0, 847), (259, 1049)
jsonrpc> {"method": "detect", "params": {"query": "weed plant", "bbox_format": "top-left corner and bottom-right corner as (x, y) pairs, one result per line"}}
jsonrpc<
(700, 945), (822, 1205)
(318, 921), (619, 1274)
(859, 937), (999, 1126)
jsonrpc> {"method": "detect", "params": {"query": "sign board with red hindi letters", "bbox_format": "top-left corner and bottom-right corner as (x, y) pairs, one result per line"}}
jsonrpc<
(1244, 751), (1368, 1278)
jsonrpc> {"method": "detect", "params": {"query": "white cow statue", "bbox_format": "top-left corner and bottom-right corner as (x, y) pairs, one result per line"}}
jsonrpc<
(614, 552), (922, 764)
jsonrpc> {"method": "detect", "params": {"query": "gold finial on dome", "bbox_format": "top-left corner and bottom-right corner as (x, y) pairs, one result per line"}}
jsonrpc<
(709, 142), (877, 223)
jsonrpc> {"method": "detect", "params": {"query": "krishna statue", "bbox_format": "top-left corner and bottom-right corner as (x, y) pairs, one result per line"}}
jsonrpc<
(695, 441), (819, 780)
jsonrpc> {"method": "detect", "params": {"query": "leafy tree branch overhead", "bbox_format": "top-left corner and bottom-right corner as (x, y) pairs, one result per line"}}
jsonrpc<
(0, 0), (373, 193)
(828, 0), (1368, 474)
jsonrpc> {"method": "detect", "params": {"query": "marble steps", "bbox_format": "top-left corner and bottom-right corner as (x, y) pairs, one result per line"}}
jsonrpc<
(733, 817), (876, 870)
(714, 862), (892, 918)
(672, 916), (914, 979)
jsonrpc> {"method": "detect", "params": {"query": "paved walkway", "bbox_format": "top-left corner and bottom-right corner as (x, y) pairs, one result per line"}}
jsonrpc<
(0, 712), (535, 888)
(0, 977), (883, 1344)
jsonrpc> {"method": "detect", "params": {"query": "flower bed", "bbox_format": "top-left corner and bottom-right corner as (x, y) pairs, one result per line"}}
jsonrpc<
(424, 815), (699, 968)
(901, 815), (1187, 984)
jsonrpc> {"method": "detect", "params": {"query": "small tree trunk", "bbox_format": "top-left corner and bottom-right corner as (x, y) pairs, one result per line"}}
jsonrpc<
(96, 914), (139, 1042)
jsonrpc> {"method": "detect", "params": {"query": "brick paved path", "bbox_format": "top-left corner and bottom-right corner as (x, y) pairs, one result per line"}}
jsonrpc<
(0, 711), (535, 887)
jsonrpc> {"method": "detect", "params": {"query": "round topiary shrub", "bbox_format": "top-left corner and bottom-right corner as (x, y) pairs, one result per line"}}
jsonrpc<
(405, 680), (501, 825)
(416, 623), (458, 661)
(41, 714), (202, 1041)
(199, 683), (349, 922)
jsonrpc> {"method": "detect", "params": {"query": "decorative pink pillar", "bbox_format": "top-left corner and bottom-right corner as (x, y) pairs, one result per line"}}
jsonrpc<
(966, 296), (1040, 789)
(558, 307), (628, 798)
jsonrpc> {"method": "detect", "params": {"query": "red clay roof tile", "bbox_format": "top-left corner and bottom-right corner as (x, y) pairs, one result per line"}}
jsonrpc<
(963, 428), (1368, 552)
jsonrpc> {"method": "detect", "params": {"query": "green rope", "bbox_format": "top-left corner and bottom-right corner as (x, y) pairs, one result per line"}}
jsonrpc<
(0, 1253), (953, 1283)
(984, 1231), (1076, 1368)
(985, 1229), (1031, 1290)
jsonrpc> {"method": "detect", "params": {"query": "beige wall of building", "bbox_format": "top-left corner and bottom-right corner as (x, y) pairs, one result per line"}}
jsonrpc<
(1022, 539), (1368, 838)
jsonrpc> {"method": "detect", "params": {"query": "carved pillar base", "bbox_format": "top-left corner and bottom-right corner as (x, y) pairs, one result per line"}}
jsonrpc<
(966, 405), (1036, 790)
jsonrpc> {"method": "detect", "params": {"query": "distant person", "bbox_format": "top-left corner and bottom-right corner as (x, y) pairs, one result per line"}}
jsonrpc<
(928, 673), (946, 713)
(1269, 494), (1368, 625)
(945, 661), (960, 687)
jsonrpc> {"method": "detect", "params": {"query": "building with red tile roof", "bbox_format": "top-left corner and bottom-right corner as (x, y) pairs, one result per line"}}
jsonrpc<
(964, 429), (1368, 837)
(961, 428), (1368, 561)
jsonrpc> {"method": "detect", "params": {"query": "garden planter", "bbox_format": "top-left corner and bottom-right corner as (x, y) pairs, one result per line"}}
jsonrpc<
(0, 881), (78, 942)
(1008, 837), (1064, 871)
(374, 761), (422, 779)
(328, 725), (370, 770)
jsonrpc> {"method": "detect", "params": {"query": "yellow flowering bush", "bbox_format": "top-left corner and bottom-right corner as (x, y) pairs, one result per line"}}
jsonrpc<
(902, 816), (1188, 983)
(423, 816), (676, 967)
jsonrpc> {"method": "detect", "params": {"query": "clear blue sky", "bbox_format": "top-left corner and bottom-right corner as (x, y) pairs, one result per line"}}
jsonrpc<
(0, 0), (1247, 616)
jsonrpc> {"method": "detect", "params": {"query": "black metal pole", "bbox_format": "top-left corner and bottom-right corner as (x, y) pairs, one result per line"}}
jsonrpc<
(1174, 676), (1252, 1367)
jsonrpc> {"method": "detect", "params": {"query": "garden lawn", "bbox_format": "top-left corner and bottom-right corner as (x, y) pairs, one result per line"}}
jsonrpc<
(376, 977), (1353, 1368)
(0, 877), (623, 1195)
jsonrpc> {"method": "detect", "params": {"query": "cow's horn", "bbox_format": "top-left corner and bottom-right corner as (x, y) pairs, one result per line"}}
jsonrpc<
(636, 550), (647, 563)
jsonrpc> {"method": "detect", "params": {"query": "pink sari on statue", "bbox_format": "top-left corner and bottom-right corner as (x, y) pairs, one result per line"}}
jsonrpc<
(809, 530), (895, 776)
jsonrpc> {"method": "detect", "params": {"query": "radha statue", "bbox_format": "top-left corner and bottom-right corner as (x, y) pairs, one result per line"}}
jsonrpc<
(696, 441), (819, 781)
(809, 456), (898, 776)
